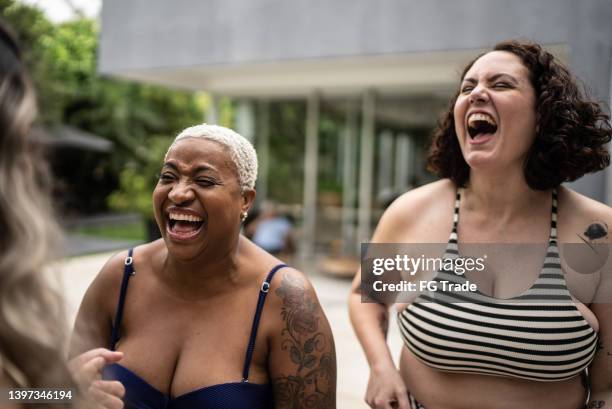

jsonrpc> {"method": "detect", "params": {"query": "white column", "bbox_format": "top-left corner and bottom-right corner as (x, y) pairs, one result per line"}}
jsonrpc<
(377, 130), (394, 197)
(235, 99), (255, 142)
(394, 133), (413, 192)
(301, 91), (320, 264)
(342, 101), (358, 255)
(206, 94), (219, 124)
(256, 100), (270, 204)
(358, 90), (375, 243)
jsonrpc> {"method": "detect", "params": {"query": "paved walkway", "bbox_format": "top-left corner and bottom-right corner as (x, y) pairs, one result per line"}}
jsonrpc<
(64, 234), (141, 257)
(54, 251), (404, 409)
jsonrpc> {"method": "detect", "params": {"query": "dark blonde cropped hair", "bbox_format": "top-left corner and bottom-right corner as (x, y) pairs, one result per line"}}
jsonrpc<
(170, 123), (258, 191)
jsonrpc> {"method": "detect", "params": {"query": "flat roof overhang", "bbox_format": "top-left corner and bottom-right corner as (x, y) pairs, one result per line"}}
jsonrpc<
(98, 45), (568, 99)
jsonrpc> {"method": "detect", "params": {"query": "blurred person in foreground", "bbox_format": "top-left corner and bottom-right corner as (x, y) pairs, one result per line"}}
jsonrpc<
(70, 124), (336, 409)
(0, 18), (124, 409)
(349, 40), (612, 409)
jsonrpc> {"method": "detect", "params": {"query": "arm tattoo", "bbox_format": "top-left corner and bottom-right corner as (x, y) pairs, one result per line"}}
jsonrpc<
(577, 221), (608, 251)
(587, 401), (606, 409)
(273, 274), (336, 408)
(584, 222), (608, 240)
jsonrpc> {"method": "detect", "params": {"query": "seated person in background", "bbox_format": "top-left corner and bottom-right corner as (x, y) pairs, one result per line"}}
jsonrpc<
(251, 201), (295, 257)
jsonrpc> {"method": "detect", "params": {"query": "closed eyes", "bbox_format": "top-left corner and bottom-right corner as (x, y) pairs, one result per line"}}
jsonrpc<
(460, 81), (513, 94)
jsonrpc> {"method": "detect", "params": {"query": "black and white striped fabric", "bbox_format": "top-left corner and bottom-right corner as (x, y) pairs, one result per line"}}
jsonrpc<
(398, 189), (598, 381)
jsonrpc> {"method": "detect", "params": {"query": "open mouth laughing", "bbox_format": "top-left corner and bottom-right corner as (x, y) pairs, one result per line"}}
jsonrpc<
(467, 112), (498, 142)
(166, 210), (205, 241)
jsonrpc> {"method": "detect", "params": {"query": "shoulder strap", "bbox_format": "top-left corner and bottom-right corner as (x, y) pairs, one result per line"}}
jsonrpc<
(445, 188), (462, 257)
(241, 263), (287, 382)
(550, 189), (558, 242)
(109, 248), (135, 350)
(451, 188), (462, 234)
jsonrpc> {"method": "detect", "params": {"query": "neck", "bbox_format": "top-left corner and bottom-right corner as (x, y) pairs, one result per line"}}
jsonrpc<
(465, 167), (550, 220)
(155, 239), (244, 299)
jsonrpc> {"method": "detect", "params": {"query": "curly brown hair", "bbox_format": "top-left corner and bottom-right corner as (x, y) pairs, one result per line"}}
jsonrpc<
(427, 40), (611, 190)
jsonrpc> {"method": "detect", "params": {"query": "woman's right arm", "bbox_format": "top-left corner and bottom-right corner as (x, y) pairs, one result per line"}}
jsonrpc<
(68, 251), (129, 409)
(349, 272), (409, 409)
(348, 195), (420, 409)
(70, 251), (128, 356)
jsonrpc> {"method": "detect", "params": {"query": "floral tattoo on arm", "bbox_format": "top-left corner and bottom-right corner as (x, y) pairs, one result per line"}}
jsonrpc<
(273, 273), (336, 409)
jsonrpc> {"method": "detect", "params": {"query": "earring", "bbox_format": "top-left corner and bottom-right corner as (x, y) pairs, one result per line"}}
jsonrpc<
(241, 211), (248, 222)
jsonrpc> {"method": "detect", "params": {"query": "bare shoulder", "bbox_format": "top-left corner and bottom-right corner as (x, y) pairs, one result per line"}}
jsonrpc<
(373, 179), (456, 242)
(388, 179), (455, 216)
(263, 265), (330, 344)
(557, 187), (612, 242)
(71, 240), (163, 355)
(265, 266), (322, 313)
(70, 249), (128, 355)
(82, 250), (129, 308)
(90, 240), (164, 293)
(264, 266), (336, 408)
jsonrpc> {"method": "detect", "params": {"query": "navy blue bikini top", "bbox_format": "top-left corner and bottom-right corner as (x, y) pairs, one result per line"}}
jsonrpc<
(102, 248), (287, 409)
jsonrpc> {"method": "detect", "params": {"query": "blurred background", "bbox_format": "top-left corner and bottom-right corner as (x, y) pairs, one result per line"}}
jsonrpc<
(4, 0), (612, 270)
(2, 1), (611, 406)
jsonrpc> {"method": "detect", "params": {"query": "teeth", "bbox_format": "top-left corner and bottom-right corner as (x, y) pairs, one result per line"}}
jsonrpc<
(169, 213), (202, 222)
(468, 113), (496, 126)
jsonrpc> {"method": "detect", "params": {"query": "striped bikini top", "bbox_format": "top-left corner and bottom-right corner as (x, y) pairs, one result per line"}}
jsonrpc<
(398, 189), (598, 381)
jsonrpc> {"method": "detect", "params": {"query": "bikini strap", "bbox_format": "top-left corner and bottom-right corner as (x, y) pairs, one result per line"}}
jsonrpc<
(445, 188), (462, 257)
(449, 188), (462, 240)
(241, 263), (288, 382)
(550, 189), (558, 242)
(109, 248), (135, 350)
(449, 188), (556, 243)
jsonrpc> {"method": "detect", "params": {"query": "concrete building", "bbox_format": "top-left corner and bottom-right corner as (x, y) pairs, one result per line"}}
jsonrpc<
(99, 0), (612, 264)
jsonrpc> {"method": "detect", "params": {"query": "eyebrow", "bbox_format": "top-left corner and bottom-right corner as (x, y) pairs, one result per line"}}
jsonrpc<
(462, 73), (519, 84)
(161, 162), (219, 174)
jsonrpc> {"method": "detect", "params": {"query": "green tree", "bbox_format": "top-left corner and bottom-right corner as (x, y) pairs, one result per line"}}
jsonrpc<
(2, 1), (205, 219)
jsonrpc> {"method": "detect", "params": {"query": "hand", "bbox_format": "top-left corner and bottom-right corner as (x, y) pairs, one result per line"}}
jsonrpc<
(365, 363), (410, 409)
(69, 348), (125, 409)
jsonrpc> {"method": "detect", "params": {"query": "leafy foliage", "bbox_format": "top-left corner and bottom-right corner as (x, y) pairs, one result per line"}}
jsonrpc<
(107, 136), (173, 219)
(1, 0), (354, 216)
(268, 101), (306, 203)
(1, 0), (204, 215)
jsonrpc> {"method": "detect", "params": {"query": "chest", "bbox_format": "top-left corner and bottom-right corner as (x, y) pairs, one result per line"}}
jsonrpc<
(402, 204), (600, 302)
(112, 278), (271, 397)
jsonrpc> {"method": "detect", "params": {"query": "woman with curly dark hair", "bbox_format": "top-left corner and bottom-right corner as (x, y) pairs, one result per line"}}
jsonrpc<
(349, 40), (612, 409)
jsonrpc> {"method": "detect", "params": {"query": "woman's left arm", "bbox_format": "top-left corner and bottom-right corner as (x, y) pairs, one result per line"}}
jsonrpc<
(267, 268), (336, 409)
(589, 304), (612, 408)
(589, 265), (612, 408)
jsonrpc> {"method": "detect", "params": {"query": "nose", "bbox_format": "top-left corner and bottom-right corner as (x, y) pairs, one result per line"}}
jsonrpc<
(168, 180), (195, 204)
(469, 85), (489, 104)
